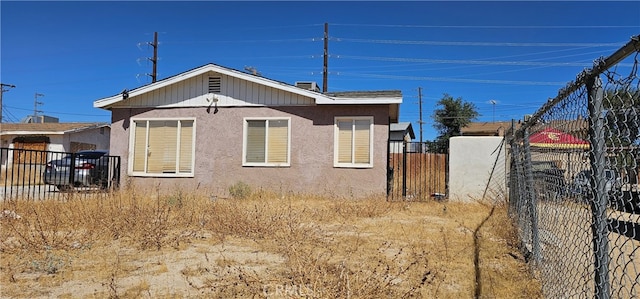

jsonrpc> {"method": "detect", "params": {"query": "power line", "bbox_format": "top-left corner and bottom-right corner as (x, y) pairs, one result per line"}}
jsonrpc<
(334, 54), (618, 67)
(2, 105), (20, 123)
(327, 49), (616, 77)
(164, 24), (323, 35)
(225, 55), (320, 60)
(333, 37), (625, 48)
(1, 104), (15, 122)
(330, 23), (639, 29)
(337, 72), (566, 86)
(1, 83), (16, 124)
(3, 105), (110, 117)
(166, 38), (320, 44)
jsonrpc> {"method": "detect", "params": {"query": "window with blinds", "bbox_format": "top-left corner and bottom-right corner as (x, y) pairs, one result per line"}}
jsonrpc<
(243, 118), (290, 167)
(334, 117), (373, 168)
(130, 119), (195, 176)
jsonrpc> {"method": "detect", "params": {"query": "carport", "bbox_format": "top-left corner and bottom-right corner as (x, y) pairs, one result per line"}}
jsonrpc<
(529, 127), (590, 180)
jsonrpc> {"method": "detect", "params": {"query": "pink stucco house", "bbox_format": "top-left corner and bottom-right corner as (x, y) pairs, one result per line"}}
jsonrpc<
(93, 63), (401, 197)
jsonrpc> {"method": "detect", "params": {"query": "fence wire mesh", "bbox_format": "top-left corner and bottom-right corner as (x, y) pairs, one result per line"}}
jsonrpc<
(509, 35), (639, 298)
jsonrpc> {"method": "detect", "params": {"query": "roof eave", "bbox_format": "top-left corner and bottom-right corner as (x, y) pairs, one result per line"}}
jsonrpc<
(316, 97), (403, 105)
(1, 123), (109, 136)
(407, 126), (416, 139)
(1, 131), (66, 136)
(64, 124), (109, 134)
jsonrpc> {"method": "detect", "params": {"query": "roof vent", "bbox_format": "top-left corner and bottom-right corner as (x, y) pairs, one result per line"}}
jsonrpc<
(295, 81), (320, 92)
(209, 76), (221, 93)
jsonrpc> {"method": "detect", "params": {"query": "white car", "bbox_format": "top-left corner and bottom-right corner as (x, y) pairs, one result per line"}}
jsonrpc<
(42, 150), (111, 191)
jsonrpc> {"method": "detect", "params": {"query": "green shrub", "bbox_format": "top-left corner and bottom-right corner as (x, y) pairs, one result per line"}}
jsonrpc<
(229, 181), (251, 199)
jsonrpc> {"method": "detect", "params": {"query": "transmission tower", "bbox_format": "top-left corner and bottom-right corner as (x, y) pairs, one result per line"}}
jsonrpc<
(34, 92), (44, 122)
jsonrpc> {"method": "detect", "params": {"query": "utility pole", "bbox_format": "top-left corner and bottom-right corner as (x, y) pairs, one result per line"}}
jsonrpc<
(148, 32), (158, 83)
(323, 23), (328, 93)
(0, 83), (16, 123)
(418, 87), (424, 143)
(490, 99), (497, 122)
(34, 93), (44, 123)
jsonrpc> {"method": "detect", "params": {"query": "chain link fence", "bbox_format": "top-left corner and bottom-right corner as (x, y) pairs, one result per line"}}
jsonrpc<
(508, 35), (639, 298)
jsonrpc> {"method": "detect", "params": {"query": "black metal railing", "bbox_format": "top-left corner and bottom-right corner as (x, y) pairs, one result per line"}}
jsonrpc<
(387, 141), (448, 201)
(1, 147), (120, 201)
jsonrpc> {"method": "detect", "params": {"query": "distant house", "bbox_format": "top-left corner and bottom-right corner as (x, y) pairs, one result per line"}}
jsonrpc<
(389, 122), (415, 153)
(0, 122), (110, 166)
(462, 118), (587, 138)
(461, 121), (517, 137)
(93, 63), (402, 197)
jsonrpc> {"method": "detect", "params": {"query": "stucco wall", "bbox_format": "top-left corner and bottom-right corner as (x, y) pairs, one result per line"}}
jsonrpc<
(109, 105), (390, 198)
(68, 127), (110, 151)
(449, 136), (506, 202)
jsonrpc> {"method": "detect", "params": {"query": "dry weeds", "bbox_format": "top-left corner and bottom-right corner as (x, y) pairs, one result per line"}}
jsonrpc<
(0, 187), (542, 298)
(0, 165), (43, 187)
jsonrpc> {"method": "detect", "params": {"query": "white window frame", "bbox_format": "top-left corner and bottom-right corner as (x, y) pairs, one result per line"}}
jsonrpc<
(242, 117), (291, 167)
(334, 116), (374, 168)
(128, 117), (196, 177)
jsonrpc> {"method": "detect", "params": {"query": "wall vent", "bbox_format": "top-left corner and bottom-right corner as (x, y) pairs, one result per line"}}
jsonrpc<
(208, 76), (221, 93)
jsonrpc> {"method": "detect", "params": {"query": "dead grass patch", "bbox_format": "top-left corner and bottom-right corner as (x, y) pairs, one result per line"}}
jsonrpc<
(0, 188), (542, 298)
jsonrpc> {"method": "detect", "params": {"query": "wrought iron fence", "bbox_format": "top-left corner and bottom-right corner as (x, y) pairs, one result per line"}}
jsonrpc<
(387, 141), (448, 201)
(1, 147), (120, 201)
(508, 35), (640, 298)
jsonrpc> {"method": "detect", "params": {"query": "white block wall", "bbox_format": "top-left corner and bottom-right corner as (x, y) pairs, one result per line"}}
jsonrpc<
(449, 136), (506, 202)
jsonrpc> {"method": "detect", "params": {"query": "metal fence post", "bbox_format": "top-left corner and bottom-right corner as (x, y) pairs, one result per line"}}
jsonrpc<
(402, 140), (407, 198)
(523, 128), (541, 265)
(509, 143), (522, 216)
(587, 75), (611, 299)
(508, 120), (519, 217)
(114, 156), (121, 189)
(69, 152), (76, 187)
(386, 122), (392, 198)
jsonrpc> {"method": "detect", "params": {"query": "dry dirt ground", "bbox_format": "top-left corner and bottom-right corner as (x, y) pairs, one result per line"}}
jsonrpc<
(0, 191), (542, 298)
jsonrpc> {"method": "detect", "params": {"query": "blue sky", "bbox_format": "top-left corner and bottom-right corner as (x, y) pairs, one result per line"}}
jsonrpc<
(2, 1), (639, 140)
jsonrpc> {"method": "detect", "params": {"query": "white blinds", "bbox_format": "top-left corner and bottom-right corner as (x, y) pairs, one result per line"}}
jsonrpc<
(354, 120), (371, 164)
(267, 120), (288, 163)
(245, 119), (289, 165)
(337, 120), (353, 163)
(336, 118), (372, 166)
(132, 120), (194, 174)
(246, 120), (266, 163)
(133, 121), (147, 172)
(179, 121), (193, 173)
